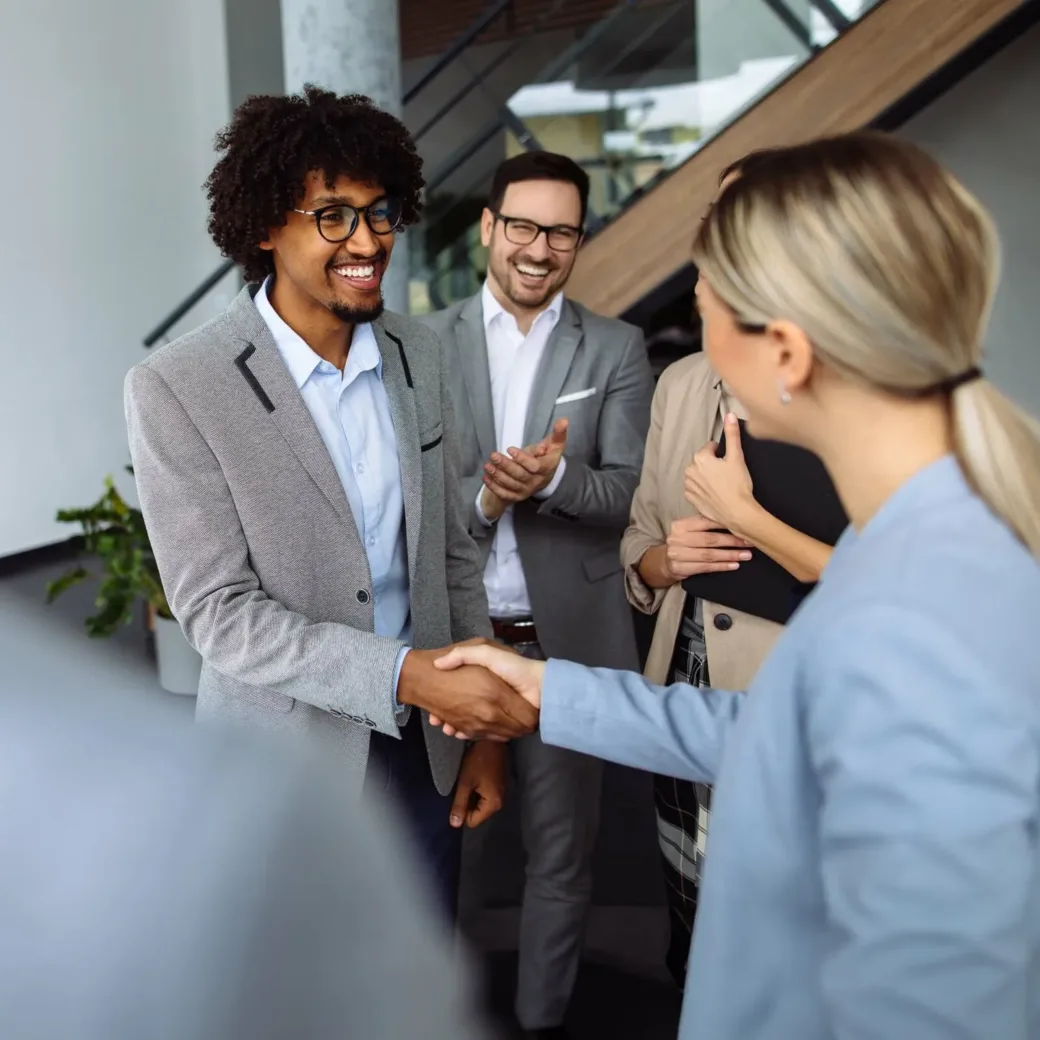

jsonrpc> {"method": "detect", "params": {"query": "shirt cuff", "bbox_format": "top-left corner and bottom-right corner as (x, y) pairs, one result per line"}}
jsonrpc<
(474, 486), (496, 527)
(534, 456), (567, 500)
(393, 647), (410, 717)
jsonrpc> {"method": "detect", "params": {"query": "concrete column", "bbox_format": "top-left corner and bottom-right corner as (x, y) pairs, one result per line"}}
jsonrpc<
(280, 0), (410, 313)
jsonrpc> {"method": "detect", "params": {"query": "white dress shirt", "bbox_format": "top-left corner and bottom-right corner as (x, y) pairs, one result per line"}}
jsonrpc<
(255, 279), (411, 699)
(475, 282), (567, 618)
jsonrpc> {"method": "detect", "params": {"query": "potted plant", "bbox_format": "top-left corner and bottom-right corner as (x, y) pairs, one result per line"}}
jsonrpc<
(47, 470), (202, 695)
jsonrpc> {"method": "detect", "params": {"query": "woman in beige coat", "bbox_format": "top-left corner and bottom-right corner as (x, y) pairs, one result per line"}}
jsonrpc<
(621, 156), (835, 988)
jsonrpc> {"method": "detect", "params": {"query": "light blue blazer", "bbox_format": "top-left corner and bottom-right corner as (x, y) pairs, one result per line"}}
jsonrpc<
(541, 457), (1040, 1040)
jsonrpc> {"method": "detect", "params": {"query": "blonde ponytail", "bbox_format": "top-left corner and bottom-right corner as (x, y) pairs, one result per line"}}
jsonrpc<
(953, 380), (1040, 556)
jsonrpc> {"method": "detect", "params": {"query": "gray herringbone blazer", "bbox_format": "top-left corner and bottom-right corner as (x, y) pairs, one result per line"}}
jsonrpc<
(420, 294), (653, 670)
(125, 285), (492, 794)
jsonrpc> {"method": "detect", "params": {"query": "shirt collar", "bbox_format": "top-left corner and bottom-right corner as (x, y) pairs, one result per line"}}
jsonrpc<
(481, 281), (564, 335)
(254, 277), (381, 389)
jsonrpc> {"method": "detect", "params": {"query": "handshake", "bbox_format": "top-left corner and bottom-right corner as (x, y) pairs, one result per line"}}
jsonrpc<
(397, 639), (546, 742)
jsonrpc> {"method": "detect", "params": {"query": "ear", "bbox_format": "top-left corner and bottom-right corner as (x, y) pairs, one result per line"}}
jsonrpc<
(480, 208), (495, 249)
(258, 225), (278, 253)
(764, 318), (814, 394)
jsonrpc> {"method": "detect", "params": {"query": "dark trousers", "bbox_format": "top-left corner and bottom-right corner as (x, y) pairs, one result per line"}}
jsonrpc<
(654, 623), (711, 990)
(364, 712), (463, 922)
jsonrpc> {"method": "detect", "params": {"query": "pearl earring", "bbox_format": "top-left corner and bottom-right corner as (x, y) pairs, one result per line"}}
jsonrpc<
(778, 383), (792, 405)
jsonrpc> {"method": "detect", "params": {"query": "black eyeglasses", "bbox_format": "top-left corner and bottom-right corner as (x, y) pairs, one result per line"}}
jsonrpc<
(493, 213), (583, 252)
(292, 197), (403, 243)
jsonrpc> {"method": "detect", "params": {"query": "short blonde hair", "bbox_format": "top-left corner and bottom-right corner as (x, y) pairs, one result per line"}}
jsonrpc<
(693, 132), (1040, 556)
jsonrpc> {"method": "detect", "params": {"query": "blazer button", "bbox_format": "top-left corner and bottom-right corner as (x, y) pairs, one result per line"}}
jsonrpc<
(356, 589), (370, 605)
(713, 612), (733, 632)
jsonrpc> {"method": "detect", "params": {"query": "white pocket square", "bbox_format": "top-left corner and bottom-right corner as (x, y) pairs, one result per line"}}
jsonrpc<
(555, 387), (596, 405)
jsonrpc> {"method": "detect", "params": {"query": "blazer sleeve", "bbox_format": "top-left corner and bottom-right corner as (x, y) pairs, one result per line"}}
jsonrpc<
(125, 363), (405, 737)
(807, 605), (1036, 1040)
(539, 659), (744, 784)
(536, 326), (653, 528)
(438, 337), (494, 642)
(620, 364), (672, 615)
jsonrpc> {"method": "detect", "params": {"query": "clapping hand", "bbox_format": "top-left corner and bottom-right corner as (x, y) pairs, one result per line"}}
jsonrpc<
(479, 419), (569, 521)
(428, 643), (546, 741)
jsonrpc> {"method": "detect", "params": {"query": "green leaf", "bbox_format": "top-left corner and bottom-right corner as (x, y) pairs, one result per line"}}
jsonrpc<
(45, 566), (90, 603)
(51, 470), (168, 638)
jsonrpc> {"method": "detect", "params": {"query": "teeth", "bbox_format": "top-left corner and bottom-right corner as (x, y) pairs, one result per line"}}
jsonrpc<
(516, 264), (549, 277)
(333, 265), (375, 278)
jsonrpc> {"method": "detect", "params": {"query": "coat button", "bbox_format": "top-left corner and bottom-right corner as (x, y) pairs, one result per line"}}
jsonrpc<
(356, 589), (370, 604)
(713, 612), (733, 632)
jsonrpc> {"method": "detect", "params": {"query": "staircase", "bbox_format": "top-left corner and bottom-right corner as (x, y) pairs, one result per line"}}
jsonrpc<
(566, 0), (1032, 317)
(143, 0), (1040, 346)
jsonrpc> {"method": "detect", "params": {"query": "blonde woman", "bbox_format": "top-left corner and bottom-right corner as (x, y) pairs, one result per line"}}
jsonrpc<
(623, 153), (836, 988)
(435, 133), (1040, 1040)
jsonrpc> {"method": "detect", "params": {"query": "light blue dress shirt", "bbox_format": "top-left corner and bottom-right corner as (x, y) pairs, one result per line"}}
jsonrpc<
(255, 280), (410, 704)
(540, 456), (1040, 1040)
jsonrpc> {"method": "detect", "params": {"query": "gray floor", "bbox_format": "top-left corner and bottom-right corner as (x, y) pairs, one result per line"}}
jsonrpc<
(0, 551), (681, 1038)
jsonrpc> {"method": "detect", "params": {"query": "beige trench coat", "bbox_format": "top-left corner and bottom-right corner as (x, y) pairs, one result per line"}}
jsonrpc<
(621, 353), (783, 688)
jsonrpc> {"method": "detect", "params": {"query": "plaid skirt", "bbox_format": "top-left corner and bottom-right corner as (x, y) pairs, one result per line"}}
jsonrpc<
(652, 613), (711, 988)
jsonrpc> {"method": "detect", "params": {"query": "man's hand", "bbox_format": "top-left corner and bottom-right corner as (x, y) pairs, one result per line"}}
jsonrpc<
(664, 515), (752, 580)
(397, 644), (538, 740)
(433, 643), (546, 741)
(482, 419), (569, 504)
(478, 484), (508, 523)
(450, 741), (507, 829)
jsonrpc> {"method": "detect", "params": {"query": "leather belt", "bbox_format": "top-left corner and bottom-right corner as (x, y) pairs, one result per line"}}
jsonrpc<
(491, 616), (539, 647)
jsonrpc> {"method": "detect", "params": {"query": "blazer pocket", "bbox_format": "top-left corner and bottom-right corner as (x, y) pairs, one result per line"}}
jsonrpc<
(582, 547), (624, 584)
(420, 422), (443, 453)
(555, 387), (596, 405)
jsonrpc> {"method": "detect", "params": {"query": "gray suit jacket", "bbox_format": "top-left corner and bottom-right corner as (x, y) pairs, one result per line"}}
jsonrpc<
(125, 285), (492, 794)
(420, 294), (653, 669)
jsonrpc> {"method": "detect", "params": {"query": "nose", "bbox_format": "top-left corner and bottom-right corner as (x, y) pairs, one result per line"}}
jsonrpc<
(347, 216), (381, 258)
(524, 231), (552, 261)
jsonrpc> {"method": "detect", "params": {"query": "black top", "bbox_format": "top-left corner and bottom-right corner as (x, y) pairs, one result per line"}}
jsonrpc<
(682, 420), (848, 625)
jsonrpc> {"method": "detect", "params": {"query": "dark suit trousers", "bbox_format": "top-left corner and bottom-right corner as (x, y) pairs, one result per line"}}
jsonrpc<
(513, 642), (604, 1030)
(365, 712), (463, 922)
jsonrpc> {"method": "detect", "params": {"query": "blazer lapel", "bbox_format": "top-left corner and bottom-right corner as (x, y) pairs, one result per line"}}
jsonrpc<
(672, 360), (726, 522)
(226, 294), (362, 541)
(523, 299), (582, 446)
(456, 295), (497, 459)
(373, 318), (422, 583)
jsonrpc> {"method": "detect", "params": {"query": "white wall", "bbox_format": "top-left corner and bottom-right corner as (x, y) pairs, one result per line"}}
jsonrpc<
(0, 0), (232, 556)
(900, 21), (1040, 416)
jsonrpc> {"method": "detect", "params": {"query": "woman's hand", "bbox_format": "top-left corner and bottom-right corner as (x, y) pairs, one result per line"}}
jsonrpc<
(428, 642), (545, 741)
(663, 517), (752, 581)
(684, 413), (759, 535)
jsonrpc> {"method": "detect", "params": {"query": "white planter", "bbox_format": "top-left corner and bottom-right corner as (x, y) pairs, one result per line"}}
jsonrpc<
(154, 615), (202, 696)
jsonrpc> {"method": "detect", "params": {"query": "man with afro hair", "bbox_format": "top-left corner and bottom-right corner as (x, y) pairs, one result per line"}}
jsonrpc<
(125, 87), (534, 920)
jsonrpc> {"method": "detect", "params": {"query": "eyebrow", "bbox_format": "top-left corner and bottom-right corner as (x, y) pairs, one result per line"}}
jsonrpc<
(308, 192), (384, 207)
